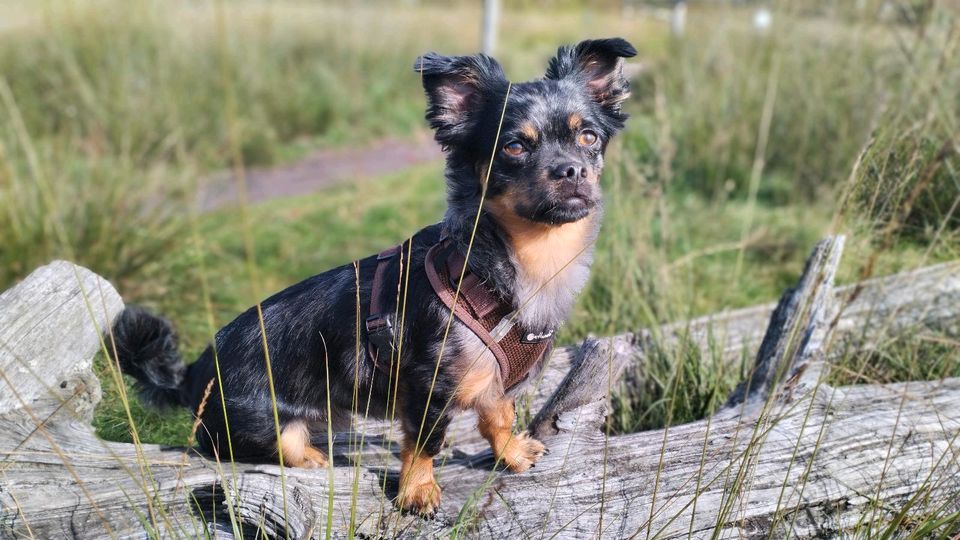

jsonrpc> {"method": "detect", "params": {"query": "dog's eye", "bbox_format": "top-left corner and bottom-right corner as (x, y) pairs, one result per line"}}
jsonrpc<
(502, 141), (526, 157)
(577, 130), (599, 147)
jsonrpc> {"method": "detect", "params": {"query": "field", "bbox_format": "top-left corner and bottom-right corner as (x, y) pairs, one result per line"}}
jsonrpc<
(1, 0), (959, 537)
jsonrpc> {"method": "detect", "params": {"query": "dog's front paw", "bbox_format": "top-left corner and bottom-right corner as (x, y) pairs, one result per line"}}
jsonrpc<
(501, 432), (546, 473)
(396, 479), (442, 516)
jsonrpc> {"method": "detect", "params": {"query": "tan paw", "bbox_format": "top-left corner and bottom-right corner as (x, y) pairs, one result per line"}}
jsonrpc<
(501, 432), (546, 473)
(396, 479), (442, 515)
(299, 446), (328, 469)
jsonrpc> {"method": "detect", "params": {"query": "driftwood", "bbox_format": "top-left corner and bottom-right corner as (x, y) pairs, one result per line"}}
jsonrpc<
(1, 241), (959, 539)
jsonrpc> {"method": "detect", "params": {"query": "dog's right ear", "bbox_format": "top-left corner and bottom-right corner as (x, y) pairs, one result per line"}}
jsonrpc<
(414, 53), (507, 146)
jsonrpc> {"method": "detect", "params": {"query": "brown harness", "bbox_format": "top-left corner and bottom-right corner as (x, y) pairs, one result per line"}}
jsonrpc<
(365, 233), (554, 390)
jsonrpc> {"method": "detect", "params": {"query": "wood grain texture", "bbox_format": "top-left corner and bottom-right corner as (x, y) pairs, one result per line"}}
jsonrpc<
(0, 261), (122, 421)
(0, 248), (958, 539)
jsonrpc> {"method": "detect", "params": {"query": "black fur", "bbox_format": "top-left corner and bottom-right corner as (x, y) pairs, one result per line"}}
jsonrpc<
(545, 37), (637, 128)
(417, 52), (509, 148)
(110, 306), (187, 409)
(112, 38), (635, 474)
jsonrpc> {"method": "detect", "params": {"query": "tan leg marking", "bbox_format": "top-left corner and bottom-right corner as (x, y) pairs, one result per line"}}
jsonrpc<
(278, 421), (327, 469)
(477, 398), (546, 473)
(452, 328), (502, 410)
(396, 438), (441, 515)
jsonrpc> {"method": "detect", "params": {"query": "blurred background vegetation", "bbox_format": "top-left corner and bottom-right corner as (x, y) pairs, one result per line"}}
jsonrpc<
(0, 0), (957, 445)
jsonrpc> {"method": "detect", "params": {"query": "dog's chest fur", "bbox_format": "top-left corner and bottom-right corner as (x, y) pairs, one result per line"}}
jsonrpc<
(502, 214), (598, 333)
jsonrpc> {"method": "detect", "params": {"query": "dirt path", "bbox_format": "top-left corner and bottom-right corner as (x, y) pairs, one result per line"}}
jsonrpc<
(197, 133), (443, 211)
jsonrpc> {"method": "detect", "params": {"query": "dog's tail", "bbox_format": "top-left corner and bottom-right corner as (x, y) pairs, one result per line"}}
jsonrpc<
(108, 306), (189, 409)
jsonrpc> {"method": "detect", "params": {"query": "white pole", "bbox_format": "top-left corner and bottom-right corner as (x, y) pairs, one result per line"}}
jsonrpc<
(671, 0), (687, 37)
(482, 0), (499, 55)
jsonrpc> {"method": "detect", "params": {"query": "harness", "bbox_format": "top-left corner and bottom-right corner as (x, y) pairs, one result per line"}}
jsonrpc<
(364, 231), (554, 391)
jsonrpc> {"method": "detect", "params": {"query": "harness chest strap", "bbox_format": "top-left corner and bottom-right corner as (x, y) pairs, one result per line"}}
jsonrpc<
(365, 234), (554, 390)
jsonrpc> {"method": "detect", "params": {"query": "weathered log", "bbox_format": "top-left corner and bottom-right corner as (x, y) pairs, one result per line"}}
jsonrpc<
(723, 236), (844, 411)
(1, 246), (958, 539)
(526, 258), (960, 413)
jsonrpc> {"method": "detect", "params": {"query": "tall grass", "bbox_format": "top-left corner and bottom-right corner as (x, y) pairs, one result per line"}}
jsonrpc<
(0, 1), (456, 293)
(0, 2), (436, 169)
(582, 3), (959, 435)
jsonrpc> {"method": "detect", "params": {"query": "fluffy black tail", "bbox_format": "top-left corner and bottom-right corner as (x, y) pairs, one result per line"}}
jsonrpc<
(108, 306), (188, 409)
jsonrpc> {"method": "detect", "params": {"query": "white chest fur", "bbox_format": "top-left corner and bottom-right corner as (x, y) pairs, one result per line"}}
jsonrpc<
(504, 216), (597, 333)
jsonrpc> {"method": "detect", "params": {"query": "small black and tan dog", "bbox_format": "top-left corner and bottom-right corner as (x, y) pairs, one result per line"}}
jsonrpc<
(111, 37), (635, 515)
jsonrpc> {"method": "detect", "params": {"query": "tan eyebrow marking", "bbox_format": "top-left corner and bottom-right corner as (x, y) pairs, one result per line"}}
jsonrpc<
(568, 113), (583, 131)
(519, 121), (538, 141)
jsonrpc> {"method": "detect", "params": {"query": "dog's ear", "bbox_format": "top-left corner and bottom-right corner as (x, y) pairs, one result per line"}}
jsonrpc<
(545, 38), (636, 120)
(414, 52), (507, 146)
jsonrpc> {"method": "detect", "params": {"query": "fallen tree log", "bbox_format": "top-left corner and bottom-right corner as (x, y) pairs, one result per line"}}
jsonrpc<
(522, 258), (960, 417)
(0, 241), (958, 539)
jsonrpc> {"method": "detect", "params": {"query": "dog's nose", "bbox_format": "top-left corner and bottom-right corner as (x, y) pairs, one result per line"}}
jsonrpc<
(550, 163), (587, 181)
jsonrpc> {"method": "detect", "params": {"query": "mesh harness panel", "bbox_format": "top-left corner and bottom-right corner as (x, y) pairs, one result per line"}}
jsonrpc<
(365, 234), (554, 391)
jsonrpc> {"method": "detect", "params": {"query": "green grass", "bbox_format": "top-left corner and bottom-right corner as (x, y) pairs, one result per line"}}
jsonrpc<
(2, 0), (959, 536)
(829, 335), (960, 387)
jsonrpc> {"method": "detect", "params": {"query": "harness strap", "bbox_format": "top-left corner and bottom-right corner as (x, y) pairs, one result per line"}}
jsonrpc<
(444, 249), (500, 319)
(425, 239), (553, 390)
(366, 245), (402, 372)
(424, 242), (516, 382)
(364, 229), (554, 390)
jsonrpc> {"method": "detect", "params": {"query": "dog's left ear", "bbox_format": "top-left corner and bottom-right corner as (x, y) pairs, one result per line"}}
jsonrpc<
(415, 52), (508, 146)
(545, 38), (637, 120)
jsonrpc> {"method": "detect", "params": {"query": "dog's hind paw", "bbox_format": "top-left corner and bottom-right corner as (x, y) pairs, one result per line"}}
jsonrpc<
(502, 432), (546, 473)
(299, 446), (328, 469)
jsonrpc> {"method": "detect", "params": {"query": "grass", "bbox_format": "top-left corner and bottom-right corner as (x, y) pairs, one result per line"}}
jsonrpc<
(2, 0), (960, 537)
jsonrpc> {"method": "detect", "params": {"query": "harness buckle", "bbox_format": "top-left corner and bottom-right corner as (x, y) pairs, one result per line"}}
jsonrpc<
(365, 314), (395, 352)
(490, 312), (517, 342)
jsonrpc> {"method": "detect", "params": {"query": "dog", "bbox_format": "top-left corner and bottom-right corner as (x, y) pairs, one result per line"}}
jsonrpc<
(110, 37), (635, 516)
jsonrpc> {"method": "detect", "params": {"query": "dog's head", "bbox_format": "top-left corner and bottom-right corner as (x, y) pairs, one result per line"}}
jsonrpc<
(416, 38), (636, 227)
